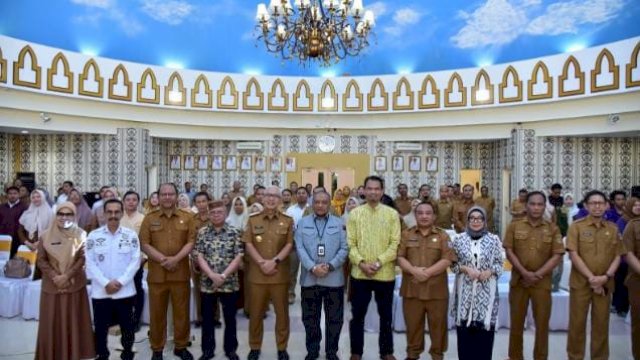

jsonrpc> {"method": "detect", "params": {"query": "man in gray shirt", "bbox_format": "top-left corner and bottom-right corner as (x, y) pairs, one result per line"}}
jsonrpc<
(295, 191), (349, 360)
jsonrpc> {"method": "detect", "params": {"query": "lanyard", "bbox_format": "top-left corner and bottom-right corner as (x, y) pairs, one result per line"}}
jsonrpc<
(314, 216), (329, 243)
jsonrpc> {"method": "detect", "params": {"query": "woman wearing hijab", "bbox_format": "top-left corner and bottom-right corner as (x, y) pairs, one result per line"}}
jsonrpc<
(18, 189), (54, 251)
(35, 202), (94, 360)
(68, 189), (92, 230)
(331, 189), (347, 216)
(226, 196), (249, 231)
(450, 206), (504, 360)
(401, 198), (423, 229)
(341, 196), (360, 226)
(562, 193), (580, 227)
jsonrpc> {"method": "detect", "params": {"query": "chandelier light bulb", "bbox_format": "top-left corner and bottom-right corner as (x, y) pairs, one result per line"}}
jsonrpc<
(351, 0), (363, 17)
(363, 10), (375, 27)
(255, 0), (375, 66)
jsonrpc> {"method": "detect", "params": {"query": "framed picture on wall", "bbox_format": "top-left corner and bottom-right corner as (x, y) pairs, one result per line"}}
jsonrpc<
(285, 157), (296, 172)
(240, 155), (252, 171)
(225, 156), (237, 170)
(197, 155), (209, 170)
(183, 155), (195, 170)
(409, 156), (421, 172)
(426, 156), (438, 172)
(169, 155), (181, 170)
(392, 156), (404, 172)
(255, 156), (267, 172)
(212, 155), (223, 170)
(270, 157), (282, 172)
(374, 156), (387, 172)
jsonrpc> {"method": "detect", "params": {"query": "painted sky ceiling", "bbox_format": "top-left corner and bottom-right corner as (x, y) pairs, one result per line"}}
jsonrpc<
(1, 0), (639, 76)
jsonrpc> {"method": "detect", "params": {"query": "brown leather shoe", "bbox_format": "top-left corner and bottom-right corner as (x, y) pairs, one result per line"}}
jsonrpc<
(349, 355), (361, 360)
(380, 355), (397, 360)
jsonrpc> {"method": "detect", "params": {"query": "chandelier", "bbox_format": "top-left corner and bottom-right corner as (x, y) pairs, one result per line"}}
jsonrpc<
(255, 0), (376, 66)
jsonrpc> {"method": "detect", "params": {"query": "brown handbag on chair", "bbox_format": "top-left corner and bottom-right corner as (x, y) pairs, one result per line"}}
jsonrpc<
(3, 257), (32, 278)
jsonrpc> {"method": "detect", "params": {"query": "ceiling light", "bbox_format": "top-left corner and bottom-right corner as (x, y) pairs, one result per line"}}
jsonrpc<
(80, 47), (99, 57)
(565, 43), (586, 53)
(165, 61), (185, 69)
(321, 70), (336, 77)
(396, 67), (413, 75)
(476, 59), (493, 68)
(20, 130), (29, 134)
(168, 90), (183, 103)
(255, 0), (376, 67)
(243, 68), (263, 75)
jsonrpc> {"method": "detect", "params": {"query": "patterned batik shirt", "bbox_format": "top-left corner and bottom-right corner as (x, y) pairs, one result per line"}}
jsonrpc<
(194, 223), (244, 293)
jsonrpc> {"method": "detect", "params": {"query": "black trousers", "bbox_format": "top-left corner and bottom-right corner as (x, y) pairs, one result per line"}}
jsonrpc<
(612, 260), (629, 313)
(301, 285), (344, 357)
(201, 291), (239, 356)
(133, 263), (145, 328)
(349, 277), (395, 356)
(456, 325), (495, 360)
(92, 295), (135, 359)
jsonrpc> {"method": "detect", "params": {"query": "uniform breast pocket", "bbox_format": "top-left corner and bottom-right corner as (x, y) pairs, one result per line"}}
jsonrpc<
(175, 222), (189, 233)
(514, 232), (529, 250)
(539, 236), (552, 252)
(405, 242), (421, 264)
(579, 236), (596, 255)
(425, 241), (442, 264)
(117, 245), (132, 264)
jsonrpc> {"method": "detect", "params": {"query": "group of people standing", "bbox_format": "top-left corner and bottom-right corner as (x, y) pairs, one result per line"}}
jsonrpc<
(1, 176), (639, 360)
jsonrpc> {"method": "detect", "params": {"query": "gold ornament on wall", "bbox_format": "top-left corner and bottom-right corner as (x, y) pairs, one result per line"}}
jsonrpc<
(217, 76), (239, 109)
(137, 67), (160, 104)
(527, 61), (553, 100)
(342, 79), (363, 112)
(499, 66), (523, 103)
(0, 47), (8, 83)
(626, 41), (640, 88)
(591, 48), (619, 93)
(318, 79), (338, 111)
(268, 78), (289, 111)
(191, 74), (213, 108)
(392, 77), (414, 110)
(444, 72), (467, 107)
(418, 75), (440, 109)
(471, 69), (494, 105)
(13, 45), (41, 89)
(558, 55), (585, 97)
(164, 71), (187, 106)
(78, 58), (104, 98)
(243, 77), (264, 110)
(293, 79), (313, 111)
(367, 78), (389, 111)
(108, 64), (132, 101)
(46, 52), (74, 93)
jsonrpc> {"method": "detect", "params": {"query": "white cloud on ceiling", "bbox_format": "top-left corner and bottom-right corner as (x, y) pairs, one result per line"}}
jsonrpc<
(140, 0), (194, 25)
(526, 0), (625, 35)
(71, 0), (113, 9)
(451, 0), (626, 49)
(451, 0), (527, 48)
(383, 7), (423, 37)
(366, 2), (388, 18)
(71, 0), (144, 36)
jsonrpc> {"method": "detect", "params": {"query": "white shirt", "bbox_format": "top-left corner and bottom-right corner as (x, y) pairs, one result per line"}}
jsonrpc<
(86, 225), (141, 299)
(286, 203), (308, 228)
(56, 193), (68, 205)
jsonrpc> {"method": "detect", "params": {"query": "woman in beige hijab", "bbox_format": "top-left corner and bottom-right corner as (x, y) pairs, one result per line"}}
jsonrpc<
(35, 202), (95, 360)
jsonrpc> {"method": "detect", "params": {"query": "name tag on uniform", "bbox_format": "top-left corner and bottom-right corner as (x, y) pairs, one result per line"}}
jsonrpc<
(317, 244), (325, 257)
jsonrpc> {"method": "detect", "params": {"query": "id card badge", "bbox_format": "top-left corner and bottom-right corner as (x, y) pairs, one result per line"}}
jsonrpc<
(317, 244), (325, 257)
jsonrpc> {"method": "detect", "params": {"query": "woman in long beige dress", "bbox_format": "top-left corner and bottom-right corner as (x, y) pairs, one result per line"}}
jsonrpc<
(35, 201), (95, 360)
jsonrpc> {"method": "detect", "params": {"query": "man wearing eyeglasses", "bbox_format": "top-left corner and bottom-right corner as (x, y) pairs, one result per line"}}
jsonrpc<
(140, 183), (196, 360)
(566, 190), (626, 360)
(85, 199), (141, 360)
(243, 186), (294, 360)
(503, 191), (564, 360)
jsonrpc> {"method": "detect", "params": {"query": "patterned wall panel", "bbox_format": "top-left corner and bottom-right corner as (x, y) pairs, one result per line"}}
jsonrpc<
(1, 129), (148, 197)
